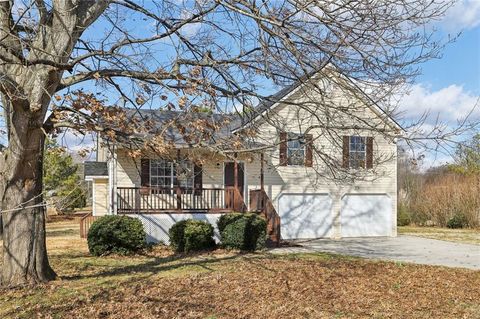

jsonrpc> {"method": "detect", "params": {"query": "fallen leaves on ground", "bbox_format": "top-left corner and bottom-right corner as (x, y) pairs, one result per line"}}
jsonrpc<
(0, 220), (479, 319)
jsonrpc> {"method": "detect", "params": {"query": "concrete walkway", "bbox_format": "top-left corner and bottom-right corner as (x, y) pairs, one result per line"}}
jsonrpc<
(272, 235), (480, 270)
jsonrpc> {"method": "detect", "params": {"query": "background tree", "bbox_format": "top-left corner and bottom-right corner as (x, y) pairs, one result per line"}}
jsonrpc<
(0, 0), (468, 286)
(43, 139), (86, 212)
(450, 134), (480, 174)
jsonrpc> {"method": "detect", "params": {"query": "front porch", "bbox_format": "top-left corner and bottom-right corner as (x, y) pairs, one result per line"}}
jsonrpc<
(116, 186), (246, 214)
(85, 148), (280, 245)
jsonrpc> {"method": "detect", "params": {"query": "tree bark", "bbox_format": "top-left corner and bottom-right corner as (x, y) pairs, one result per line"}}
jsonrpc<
(0, 106), (56, 286)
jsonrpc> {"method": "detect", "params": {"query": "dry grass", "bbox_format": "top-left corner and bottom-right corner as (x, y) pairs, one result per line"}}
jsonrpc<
(409, 174), (480, 227)
(0, 219), (479, 318)
(399, 226), (480, 245)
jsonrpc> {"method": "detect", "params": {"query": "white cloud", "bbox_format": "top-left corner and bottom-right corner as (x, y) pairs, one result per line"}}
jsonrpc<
(440, 0), (480, 32)
(57, 130), (96, 161)
(397, 83), (479, 168)
(399, 83), (479, 123)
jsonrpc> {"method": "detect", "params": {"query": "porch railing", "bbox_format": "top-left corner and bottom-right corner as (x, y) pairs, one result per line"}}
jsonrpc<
(117, 186), (246, 214)
(79, 212), (100, 239)
(250, 189), (280, 247)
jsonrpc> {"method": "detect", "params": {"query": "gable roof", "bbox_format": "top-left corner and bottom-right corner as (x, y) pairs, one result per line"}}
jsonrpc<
(84, 161), (108, 177)
(118, 72), (403, 147)
(236, 71), (404, 133)
(120, 109), (266, 150)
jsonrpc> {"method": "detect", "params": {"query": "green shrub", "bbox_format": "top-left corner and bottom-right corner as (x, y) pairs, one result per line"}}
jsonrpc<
(218, 213), (267, 251)
(168, 219), (215, 253)
(447, 214), (468, 229)
(217, 213), (244, 233)
(397, 204), (411, 226)
(184, 220), (216, 253)
(168, 220), (189, 252)
(87, 215), (146, 256)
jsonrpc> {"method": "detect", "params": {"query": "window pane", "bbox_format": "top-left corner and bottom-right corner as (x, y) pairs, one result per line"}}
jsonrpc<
(287, 133), (305, 166)
(176, 160), (194, 188)
(151, 159), (195, 188)
(348, 136), (366, 169)
(150, 159), (174, 187)
(164, 177), (171, 187)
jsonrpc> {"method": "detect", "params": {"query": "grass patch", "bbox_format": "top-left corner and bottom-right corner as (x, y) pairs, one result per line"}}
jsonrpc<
(0, 220), (479, 318)
(399, 226), (480, 245)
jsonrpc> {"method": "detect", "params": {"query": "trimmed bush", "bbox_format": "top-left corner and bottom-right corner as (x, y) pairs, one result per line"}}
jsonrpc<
(184, 220), (216, 252)
(87, 215), (146, 256)
(217, 213), (244, 233)
(397, 204), (411, 226)
(168, 219), (215, 253)
(447, 214), (468, 229)
(168, 220), (189, 252)
(218, 213), (267, 251)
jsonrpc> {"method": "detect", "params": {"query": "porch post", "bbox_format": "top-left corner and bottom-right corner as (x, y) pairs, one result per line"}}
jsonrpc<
(176, 149), (181, 211)
(260, 152), (265, 192)
(234, 153), (238, 190)
(233, 153), (239, 211)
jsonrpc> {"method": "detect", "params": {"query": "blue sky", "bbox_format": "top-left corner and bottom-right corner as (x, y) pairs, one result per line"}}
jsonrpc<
(396, 0), (480, 167)
(419, 28), (479, 94)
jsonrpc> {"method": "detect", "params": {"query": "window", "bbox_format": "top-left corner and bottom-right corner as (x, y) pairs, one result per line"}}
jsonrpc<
(150, 159), (194, 188)
(349, 136), (366, 169)
(176, 160), (194, 188)
(287, 133), (305, 166)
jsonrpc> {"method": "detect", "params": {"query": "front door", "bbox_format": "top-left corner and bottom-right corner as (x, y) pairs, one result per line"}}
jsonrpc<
(224, 162), (245, 196)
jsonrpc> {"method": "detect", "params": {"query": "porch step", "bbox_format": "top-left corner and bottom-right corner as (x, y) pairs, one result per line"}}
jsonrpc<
(249, 189), (280, 247)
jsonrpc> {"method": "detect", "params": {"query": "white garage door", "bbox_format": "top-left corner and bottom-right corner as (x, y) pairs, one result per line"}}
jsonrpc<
(278, 194), (333, 239)
(341, 194), (392, 237)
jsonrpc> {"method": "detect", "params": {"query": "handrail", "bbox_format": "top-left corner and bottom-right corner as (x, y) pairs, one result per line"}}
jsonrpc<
(79, 212), (100, 238)
(249, 189), (280, 247)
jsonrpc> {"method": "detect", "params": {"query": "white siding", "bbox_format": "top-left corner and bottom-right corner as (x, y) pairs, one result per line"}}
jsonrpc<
(93, 179), (109, 216)
(247, 81), (398, 238)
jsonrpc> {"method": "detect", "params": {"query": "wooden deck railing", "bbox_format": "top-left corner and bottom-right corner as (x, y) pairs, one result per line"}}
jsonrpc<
(117, 186), (246, 214)
(250, 189), (281, 247)
(79, 212), (100, 238)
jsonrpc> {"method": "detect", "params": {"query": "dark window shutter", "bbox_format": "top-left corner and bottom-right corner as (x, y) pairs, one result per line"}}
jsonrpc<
(194, 164), (203, 195)
(342, 136), (350, 168)
(366, 137), (374, 169)
(305, 134), (313, 167)
(140, 159), (150, 186)
(279, 132), (288, 166)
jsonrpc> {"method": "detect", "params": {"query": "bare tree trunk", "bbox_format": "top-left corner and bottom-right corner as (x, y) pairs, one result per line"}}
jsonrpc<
(0, 107), (56, 286)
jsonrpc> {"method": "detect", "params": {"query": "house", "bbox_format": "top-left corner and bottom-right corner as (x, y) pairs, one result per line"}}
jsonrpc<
(84, 73), (402, 245)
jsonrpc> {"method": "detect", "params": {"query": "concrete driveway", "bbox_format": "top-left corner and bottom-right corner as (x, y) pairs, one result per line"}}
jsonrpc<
(273, 235), (480, 270)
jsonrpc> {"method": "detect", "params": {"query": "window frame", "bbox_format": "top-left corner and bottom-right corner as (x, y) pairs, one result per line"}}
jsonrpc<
(349, 136), (367, 169)
(149, 159), (194, 189)
(287, 133), (306, 166)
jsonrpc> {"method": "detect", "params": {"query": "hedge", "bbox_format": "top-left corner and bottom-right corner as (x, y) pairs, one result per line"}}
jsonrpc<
(169, 219), (215, 253)
(218, 213), (266, 251)
(87, 215), (146, 256)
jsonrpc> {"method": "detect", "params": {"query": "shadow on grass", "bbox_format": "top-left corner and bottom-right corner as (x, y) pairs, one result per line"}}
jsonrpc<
(60, 251), (248, 281)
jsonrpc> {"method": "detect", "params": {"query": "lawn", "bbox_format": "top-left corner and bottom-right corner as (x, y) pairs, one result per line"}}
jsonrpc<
(399, 226), (480, 245)
(0, 220), (479, 319)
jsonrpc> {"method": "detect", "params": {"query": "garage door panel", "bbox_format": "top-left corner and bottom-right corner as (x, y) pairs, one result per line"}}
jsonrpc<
(279, 194), (332, 239)
(341, 194), (391, 237)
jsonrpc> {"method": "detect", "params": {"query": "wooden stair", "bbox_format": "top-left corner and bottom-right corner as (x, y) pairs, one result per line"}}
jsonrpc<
(249, 189), (280, 247)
